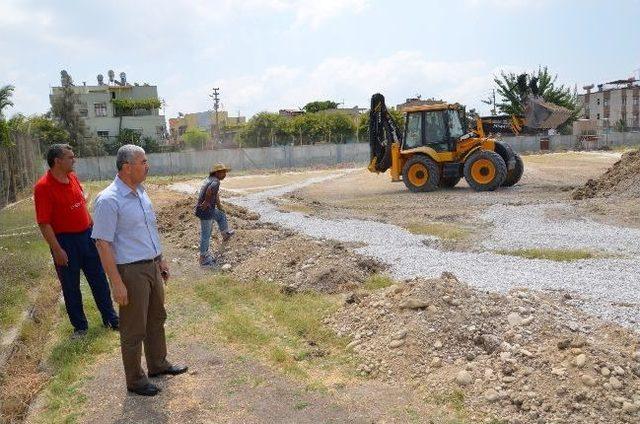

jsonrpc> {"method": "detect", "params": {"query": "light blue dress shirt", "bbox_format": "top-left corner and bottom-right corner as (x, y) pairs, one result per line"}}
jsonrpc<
(91, 175), (162, 264)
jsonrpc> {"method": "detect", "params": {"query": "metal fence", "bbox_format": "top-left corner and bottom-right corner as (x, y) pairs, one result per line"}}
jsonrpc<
(0, 135), (42, 209)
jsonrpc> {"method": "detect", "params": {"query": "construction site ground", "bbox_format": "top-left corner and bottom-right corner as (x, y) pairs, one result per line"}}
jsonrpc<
(11, 150), (640, 424)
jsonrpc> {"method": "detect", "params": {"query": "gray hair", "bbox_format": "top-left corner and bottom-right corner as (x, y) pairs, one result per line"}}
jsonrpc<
(116, 144), (145, 171)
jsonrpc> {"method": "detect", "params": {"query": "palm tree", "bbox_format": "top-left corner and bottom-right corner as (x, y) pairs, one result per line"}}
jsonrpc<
(0, 84), (15, 118)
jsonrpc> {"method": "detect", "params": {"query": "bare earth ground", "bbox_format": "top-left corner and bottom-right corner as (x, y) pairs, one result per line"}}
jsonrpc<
(23, 152), (640, 423)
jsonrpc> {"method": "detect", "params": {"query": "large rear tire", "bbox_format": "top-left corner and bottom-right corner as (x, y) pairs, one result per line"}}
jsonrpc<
(463, 150), (507, 191)
(502, 153), (524, 187)
(402, 155), (440, 192)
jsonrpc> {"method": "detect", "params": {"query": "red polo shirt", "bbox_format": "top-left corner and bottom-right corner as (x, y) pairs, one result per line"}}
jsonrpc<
(34, 171), (92, 234)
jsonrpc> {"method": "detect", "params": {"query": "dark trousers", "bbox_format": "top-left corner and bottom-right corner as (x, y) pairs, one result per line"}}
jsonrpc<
(116, 260), (170, 389)
(54, 228), (118, 331)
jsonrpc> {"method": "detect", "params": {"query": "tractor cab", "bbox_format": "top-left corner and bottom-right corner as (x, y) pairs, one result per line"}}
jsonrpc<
(401, 104), (468, 153)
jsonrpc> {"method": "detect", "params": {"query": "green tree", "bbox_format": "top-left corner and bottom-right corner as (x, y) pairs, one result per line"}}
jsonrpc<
(141, 136), (161, 153)
(50, 70), (86, 149)
(236, 112), (290, 147)
(0, 84), (15, 147)
(28, 114), (70, 151)
(182, 128), (210, 150)
(303, 100), (339, 113)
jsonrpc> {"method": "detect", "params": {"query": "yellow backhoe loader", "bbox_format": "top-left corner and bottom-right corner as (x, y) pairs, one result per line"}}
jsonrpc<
(368, 93), (571, 192)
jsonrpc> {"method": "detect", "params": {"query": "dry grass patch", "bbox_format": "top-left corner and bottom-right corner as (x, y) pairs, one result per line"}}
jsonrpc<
(195, 275), (354, 381)
(277, 202), (315, 214)
(496, 248), (595, 262)
(405, 222), (470, 241)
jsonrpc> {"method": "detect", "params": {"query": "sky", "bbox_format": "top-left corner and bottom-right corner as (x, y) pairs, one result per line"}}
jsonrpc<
(1, 0), (639, 121)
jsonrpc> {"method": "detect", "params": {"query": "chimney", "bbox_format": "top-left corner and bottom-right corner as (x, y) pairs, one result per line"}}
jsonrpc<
(583, 84), (594, 94)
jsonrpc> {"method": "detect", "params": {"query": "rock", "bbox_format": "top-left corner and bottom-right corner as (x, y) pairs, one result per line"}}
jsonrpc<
(581, 374), (597, 387)
(221, 263), (232, 271)
(485, 389), (499, 403)
(551, 367), (566, 377)
(520, 349), (534, 358)
(430, 357), (443, 368)
(427, 305), (438, 314)
(613, 366), (625, 376)
(610, 376), (623, 390)
(456, 370), (473, 386)
(507, 312), (523, 326)
(574, 354), (587, 368)
(601, 367), (611, 377)
(434, 340), (443, 349)
(399, 298), (429, 309)
(631, 364), (640, 378)
(481, 334), (502, 354)
(389, 339), (405, 349)
(484, 368), (495, 380)
(632, 351), (640, 362)
(502, 376), (516, 383)
(557, 339), (572, 350)
(391, 330), (408, 340)
(521, 316), (534, 326)
(622, 402), (639, 413)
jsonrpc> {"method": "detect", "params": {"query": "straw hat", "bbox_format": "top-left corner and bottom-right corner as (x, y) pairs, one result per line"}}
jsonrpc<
(211, 163), (231, 173)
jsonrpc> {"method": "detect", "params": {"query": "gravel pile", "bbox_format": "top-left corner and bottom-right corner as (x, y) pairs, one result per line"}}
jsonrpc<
(326, 273), (640, 423)
(573, 149), (640, 199)
(226, 172), (640, 329)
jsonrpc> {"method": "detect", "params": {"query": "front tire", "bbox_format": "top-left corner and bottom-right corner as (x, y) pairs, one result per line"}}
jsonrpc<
(463, 150), (507, 191)
(402, 155), (440, 192)
(502, 153), (524, 187)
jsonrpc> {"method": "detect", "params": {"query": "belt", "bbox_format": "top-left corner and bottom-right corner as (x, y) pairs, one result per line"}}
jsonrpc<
(124, 255), (162, 266)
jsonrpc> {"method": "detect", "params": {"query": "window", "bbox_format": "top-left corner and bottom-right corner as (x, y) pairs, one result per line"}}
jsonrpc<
(111, 92), (116, 100)
(603, 99), (609, 107)
(446, 110), (464, 140)
(634, 97), (639, 106)
(79, 108), (88, 117)
(597, 99), (600, 106)
(424, 111), (447, 144)
(97, 130), (109, 138)
(404, 113), (422, 148)
(94, 102), (107, 117)
(597, 113), (600, 119)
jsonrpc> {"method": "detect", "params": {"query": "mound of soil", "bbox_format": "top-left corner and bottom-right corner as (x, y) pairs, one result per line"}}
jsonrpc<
(156, 196), (385, 293)
(326, 273), (640, 423)
(573, 150), (640, 199)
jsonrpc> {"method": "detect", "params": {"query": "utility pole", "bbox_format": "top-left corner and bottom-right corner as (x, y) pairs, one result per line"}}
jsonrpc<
(209, 87), (220, 145)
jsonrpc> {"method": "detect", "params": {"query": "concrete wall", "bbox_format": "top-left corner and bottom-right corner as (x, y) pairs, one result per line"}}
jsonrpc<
(73, 133), (640, 180)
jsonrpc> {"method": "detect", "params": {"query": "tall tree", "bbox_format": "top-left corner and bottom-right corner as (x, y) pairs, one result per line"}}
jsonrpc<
(303, 100), (339, 113)
(51, 70), (85, 150)
(0, 84), (14, 146)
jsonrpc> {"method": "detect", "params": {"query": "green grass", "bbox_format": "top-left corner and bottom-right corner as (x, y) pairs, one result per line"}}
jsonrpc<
(405, 222), (470, 241)
(34, 285), (119, 424)
(195, 275), (351, 379)
(0, 197), (50, 330)
(496, 248), (595, 262)
(362, 273), (394, 291)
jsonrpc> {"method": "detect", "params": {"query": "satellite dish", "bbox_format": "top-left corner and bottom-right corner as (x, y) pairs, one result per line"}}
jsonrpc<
(108, 70), (115, 83)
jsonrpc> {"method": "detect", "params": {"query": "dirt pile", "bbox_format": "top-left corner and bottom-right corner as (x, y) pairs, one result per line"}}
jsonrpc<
(326, 273), (640, 423)
(573, 149), (640, 199)
(157, 197), (385, 293)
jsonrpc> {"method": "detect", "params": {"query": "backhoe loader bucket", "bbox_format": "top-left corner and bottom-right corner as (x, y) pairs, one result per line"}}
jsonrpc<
(524, 96), (573, 129)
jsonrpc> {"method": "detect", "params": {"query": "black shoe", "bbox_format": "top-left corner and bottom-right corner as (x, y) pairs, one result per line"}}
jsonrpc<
(127, 383), (161, 396)
(71, 329), (87, 340)
(148, 365), (188, 377)
(104, 321), (119, 331)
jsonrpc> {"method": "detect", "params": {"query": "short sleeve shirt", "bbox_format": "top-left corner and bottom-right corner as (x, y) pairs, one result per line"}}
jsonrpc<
(91, 175), (162, 264)
(33, 171), (92, 234)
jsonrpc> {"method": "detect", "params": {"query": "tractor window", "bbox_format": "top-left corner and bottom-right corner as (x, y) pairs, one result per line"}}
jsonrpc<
(447, 110), (465, 139)
(404, 112), (422, 148)
(424, 111), (447, 144)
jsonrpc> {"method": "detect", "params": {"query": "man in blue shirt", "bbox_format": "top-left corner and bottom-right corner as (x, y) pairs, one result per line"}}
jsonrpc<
(195, 163), (234, 267)
(92, 144), (187, 396)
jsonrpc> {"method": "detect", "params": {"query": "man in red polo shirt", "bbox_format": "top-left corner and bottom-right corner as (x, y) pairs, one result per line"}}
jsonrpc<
(34, 144), (118, 338)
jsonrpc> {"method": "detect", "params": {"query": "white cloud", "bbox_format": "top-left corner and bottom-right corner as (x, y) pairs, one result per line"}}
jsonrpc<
(183, 51), (499, 118)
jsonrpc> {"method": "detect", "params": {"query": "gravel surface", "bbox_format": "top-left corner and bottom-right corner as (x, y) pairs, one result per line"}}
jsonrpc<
(183, 172), (640, 329)
(481, 203), (640, 255)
